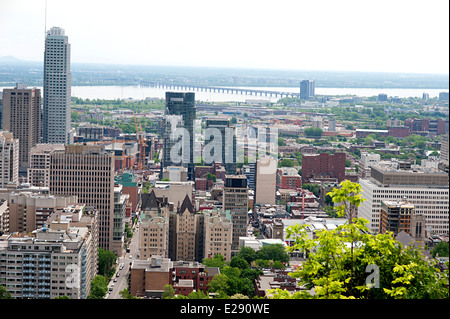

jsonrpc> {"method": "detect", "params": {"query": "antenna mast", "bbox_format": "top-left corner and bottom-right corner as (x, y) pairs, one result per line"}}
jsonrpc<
(44, 0), (47, 33)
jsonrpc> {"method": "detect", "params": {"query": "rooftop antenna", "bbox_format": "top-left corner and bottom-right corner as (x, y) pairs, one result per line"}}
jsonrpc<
(44, 0), (47, 33)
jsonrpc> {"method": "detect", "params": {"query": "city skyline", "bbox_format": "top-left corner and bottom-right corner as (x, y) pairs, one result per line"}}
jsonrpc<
(0, 0), (449, 75)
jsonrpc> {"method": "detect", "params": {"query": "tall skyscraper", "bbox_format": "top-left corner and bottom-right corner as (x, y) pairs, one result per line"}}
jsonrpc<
(223, 175), (248, 256)
(49, 144), (115, 252)
(43, 27), (74, 144)
(2, 84), (41, 173)
(204, 118), (236, 174)
(300, 80), (315, 100)
(255, 157), (277, 206)
(162, 92), (196, 181)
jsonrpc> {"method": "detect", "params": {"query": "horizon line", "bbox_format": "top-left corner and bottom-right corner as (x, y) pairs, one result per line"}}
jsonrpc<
(1, 55), (449, 77)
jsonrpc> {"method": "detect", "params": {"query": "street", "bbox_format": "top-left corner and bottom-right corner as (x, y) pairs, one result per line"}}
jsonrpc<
(107, 221), (140, 299)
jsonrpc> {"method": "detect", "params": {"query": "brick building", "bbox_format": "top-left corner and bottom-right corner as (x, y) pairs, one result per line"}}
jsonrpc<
(276, 167), (302, 189)
(301, 152), (346, 183)
(129, 256), (219, 298)
(388, 126), (411, 138)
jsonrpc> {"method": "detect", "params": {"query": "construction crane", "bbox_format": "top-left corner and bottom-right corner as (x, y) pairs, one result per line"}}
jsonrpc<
(138, 117), (148, 171)
(133, 110), (148, 171)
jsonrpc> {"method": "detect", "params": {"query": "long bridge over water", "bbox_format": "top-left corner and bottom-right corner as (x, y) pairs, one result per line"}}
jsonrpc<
(140, 81), (300, 99)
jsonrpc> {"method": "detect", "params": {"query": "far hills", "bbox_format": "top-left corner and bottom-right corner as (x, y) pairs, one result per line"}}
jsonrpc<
(0, 56), (448, 89)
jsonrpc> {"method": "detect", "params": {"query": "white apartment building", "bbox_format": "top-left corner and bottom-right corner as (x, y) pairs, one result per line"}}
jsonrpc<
(203, 209), (232, 263)
(0, 216), (98, 299)
(358, 165), (449, 235)
(0, 130), (19, 189)
(43, 27), (74, 144)
(113, 184), (128, 257)
(28, 144), (65, 188)
(358, 152), (381, 179)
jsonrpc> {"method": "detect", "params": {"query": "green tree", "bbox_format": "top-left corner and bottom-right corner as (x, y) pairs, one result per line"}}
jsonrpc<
(98, 248), (117, 278)
(0, 284), (12, 299)
(279, 158), (294, 167)
(119, 288), (137, 299)
(269, 182), (449, 299)
(88, 275), (108, 299)
(188, 290), (209, 299)
(162, 284), (175, 299)
(256, 244), (290, 264)
(323, 205), (338, 218)
(327, 180), (366, 223)
(202, 254), (226, 268)
(236, 246), (257, 264)
(304, 127), (323, 137)
(207, 273), (230, 296)
(302, 183), (320, 197)
(229, 256), (249, 270)
(432, 241), (449, 258)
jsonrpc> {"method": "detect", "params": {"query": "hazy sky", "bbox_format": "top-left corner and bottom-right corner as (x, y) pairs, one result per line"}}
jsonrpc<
(0, 0), (448, 74)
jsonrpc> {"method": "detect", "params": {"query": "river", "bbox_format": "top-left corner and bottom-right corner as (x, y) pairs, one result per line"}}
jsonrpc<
(70, 86), (448, 103)
(2, 85), (448, 103)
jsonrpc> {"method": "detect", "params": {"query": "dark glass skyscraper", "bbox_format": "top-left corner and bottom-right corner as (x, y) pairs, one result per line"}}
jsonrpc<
(162, 92), (196, 181)
(205, 118), (236, 175)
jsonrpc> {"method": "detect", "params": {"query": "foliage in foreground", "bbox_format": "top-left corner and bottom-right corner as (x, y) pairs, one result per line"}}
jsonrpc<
(269, 180), (449, 299)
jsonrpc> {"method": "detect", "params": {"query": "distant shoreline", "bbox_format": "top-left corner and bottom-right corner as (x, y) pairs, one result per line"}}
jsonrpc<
(0, 58), (448, 90)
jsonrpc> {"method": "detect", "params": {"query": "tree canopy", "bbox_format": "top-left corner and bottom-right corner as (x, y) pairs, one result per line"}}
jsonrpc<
(269, 181), (449, 299)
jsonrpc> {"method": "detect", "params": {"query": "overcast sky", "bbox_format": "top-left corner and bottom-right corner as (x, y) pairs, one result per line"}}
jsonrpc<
(0, 0), (448, 74)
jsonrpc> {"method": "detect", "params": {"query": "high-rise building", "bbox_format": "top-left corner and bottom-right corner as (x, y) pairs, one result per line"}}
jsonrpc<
(204, 118), (236, 175)
(255, 157), (277, 205)
(6, 191), (78, 233)
(139, 190), (170, 259)
(113, 184), (129, 257)
(28, 144), (65, 188)
(0, 212), (98, 299)
(358, 152), (381, 179)
(439, 133), (449, 172)
(203, 209), (233, 262)
(358, 163), (449, 235)
(49, 144), (116, 252)
(0, 130), (19, 188)
(379, 200), (415, 236)
(300, 80), (315, 100)
(328, 118), (336, 132)
(169, 195), (204, 262)
(377, 93), (388, 102)
(162, 92), (196, 181)
(43, 27), (74, 144)
(0, 92), (3, 129)
(242, 163), (256, 192)
(223, 175), (248, 255)
(439, 92), (449, 101)
(2, 84), (41, 173)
